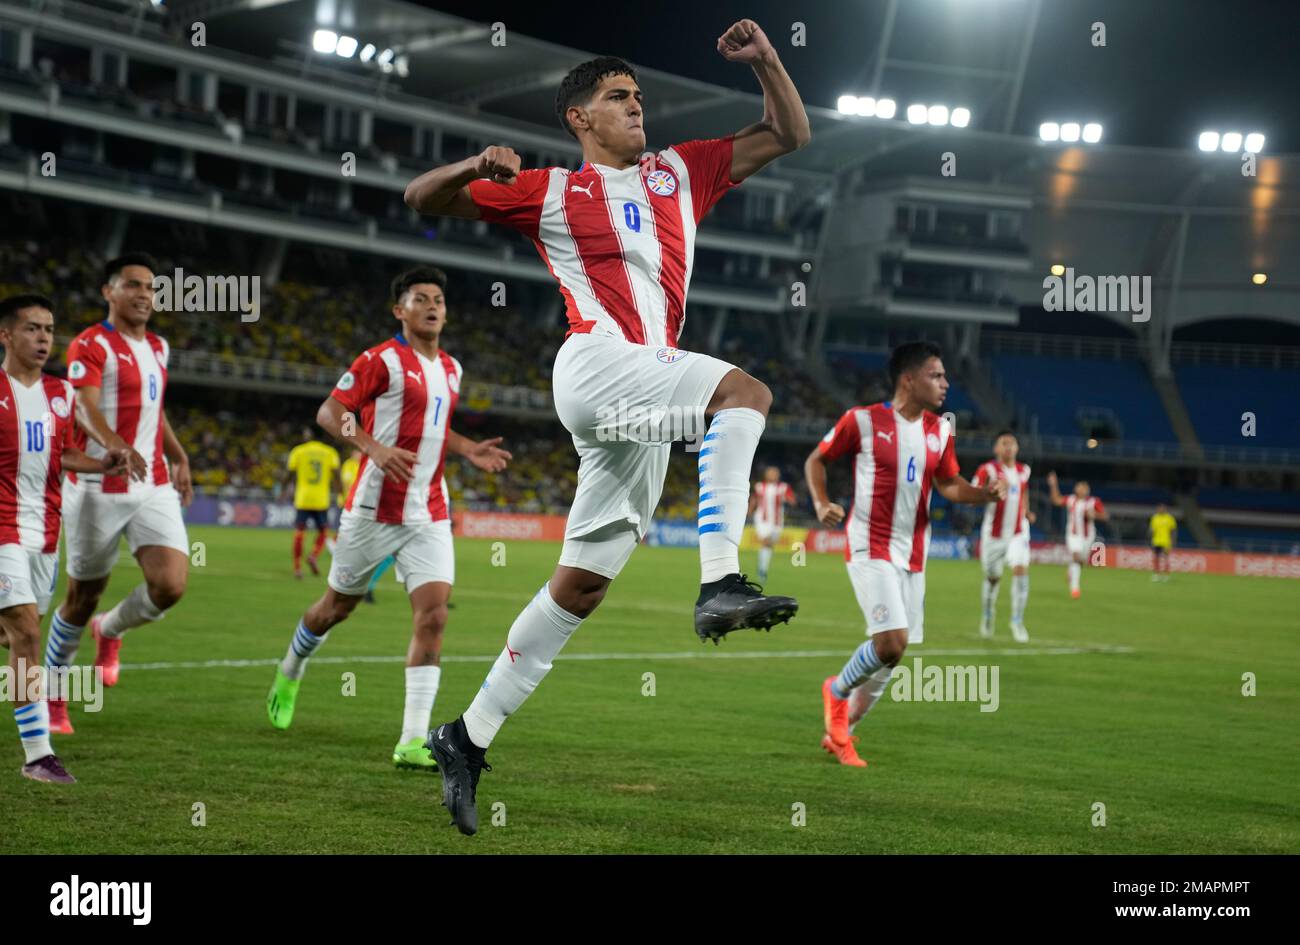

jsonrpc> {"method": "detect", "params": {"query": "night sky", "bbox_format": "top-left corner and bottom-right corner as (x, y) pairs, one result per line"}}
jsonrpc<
(412, 0), (1299, 153)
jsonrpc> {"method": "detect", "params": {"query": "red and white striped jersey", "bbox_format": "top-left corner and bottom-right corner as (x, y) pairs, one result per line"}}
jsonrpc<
(1065, 495), (1105, 542)
(467, 137), (739, 348)
(818, 403), (960, 572)
(973, 460), (1031, 540)
(0, 371), (76, 553)
(331, 335), (461, 525)
(752, 481), (791, 529)
(65, 320), (170, 494)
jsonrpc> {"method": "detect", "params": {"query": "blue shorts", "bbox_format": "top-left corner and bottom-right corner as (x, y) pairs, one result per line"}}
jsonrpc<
(295, 509), (329, 529)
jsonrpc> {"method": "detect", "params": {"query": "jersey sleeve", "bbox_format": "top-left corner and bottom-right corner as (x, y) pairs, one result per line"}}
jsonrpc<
(331, 350), (390, 414)
(66, 334), (107, 389)
(671, 136), (739, 223)
(466, 168), (551, 237)
(1093, 498), (1106, 516)
(327, 447), (341, 472)
(972, 463), (990, 487)
(286, 446), (300, 472)
(936, 433), (960, 480)
(818, 409), (861, 462)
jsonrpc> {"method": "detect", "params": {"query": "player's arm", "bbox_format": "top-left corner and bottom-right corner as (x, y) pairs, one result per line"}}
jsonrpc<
(804, 446), (844, 527)
(447, 430), (512, 473)
(717, 20), (812, 182)
(403, 146), (522, 218)
(1091, 501), (1109, 522)
(935, 473), (1006, 505)
(317, 396), (417, 484)
(62, 444), (130, 476)
(160, 411), (193, 506)
(1045, 471), (1066, 507)
(747, 488), (759, 517)
(72, 385), (148, 481)
(785, 487), (796, 507)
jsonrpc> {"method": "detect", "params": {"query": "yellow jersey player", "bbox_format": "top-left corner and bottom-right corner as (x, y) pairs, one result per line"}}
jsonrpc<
(282, 429), (342, 579)
(1149, 503), (1177, 582)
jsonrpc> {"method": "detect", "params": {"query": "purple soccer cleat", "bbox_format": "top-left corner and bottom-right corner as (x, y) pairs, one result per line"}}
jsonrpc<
(21, 755), (77, 784)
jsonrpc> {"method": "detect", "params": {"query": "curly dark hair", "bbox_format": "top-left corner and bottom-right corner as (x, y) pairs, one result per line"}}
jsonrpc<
(555, 56), (638, 139)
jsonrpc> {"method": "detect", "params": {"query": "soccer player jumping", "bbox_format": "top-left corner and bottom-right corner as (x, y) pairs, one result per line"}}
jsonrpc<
(405, 19), (810, 833)
(806, 343), (1007, 767)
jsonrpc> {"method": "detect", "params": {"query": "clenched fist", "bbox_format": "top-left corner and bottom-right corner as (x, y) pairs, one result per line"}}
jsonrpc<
(475, 145), (520, 185)
(717, 19), (774, 64)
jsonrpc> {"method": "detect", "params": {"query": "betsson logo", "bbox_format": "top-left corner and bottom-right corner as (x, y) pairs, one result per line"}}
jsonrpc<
(50, 875), (151, 926)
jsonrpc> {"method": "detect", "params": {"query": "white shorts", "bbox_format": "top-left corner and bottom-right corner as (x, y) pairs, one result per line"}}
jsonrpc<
(754, 521), (781, 544)
(847, 556), (926, 644)
(62, 481), (190, 581)
(981, 533), (1030, 578)
(327, 512), (453, 596)
(1066, 535), (1092, 559)
(0, 544), (59, 615)
(552, 332), (734, 579)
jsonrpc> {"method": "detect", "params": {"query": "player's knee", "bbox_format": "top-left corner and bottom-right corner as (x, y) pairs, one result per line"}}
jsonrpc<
(413, 604), (449, 638)
(709, 371), (772, 418)
(3, 615), (40, 650)
(557, 580), (609, 619)
(148, 575), (187, 611)
(874, 635), (907, 665)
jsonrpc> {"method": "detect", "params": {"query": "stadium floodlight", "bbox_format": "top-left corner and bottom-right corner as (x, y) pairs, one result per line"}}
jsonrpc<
(1086, 438), (1099, 449)
(377, 48), (395, 65)
(359, 44), (377, 62)
(1060, 122), (1081, 143)
(857, 96), (877, 117)
(1197, 131), (1220, 151)
(396, 56), (410, 78)
(335, 35), (359, 58)
(1050, 263), (1066, 276)
(950, 107), (971, 128)
(1221, 132), (1243, 152)
(928, 104), (949, 126)
(1244, 132), (1265, 153)
(837, 95), (859, 115)
(1252, 273), (1268, 285)
(1082, 122), (1103, 143)
(876, 98), (897, 119)
(312, 29), (339, 54)
(1039, 122), (1060, 142)
(907, 103), (928, 124)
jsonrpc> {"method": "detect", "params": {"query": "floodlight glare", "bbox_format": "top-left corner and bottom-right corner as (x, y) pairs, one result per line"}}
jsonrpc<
(837, 95), (858, 115)
(1221, 132), (1243, 152)
(360, 44), (376, 62)
(950, 107), (971, 128)
(1039, 122), (1060, 142)
(1244, 132), (1265, 153)
(928, 104), (949, 126)
(312, 30), (338, 54)
(377, 48), (395, 65)
(335, 35), (358, 58)
(1060, 122), (1081, 143)
(876, 98), (897, 119)
(907, 104), (928, 124)
(1082, 122), (1102, 143)
(857, 97), (877, 117)
(1197, 131), (1220, 151)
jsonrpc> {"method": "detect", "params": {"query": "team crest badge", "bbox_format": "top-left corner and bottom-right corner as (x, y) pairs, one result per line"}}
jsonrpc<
(926, 432), (940, 452)
(656, 347), (687, 364)
(447, 370), (460, 394)
(51, 396), (70, 418)
(646, 169), (677, 196)
(335, 567), (354, 586)
(871, 603), (889, 624)
(336, 371), (356, 391)
(68, 360), (86, 380)
(0, 575), (11, 596)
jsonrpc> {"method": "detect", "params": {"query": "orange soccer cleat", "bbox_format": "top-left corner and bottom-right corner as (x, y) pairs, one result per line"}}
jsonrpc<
(1070, 588), (1081, 600)
(822, 676), (850, 747)
(821, 733), (867, 767)
(92, 615), (121, 688)
(48, 699), (74, 735)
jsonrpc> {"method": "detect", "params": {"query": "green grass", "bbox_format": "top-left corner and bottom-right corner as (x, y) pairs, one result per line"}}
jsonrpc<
(4, 526), (1297, 853)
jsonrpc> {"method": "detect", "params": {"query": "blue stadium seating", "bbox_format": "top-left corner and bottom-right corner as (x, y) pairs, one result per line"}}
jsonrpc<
(990, 354), (1176, 441)
(1175, 365), (1300, 449)
(1196, 487), (1300, 512)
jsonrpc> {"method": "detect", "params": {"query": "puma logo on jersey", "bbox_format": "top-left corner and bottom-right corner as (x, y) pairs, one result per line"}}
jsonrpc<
(876, 430), (894, 443)
(570, 182), (594, 197)
(506, 645), (521, 663)
(406, 370), (423, 385)
(0, 397), (9, 411)
(117, 353), (134, 365)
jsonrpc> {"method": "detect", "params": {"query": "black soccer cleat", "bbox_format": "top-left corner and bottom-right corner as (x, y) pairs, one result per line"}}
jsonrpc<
(426, 717), (491, 836)
(694, 573), (798, 645)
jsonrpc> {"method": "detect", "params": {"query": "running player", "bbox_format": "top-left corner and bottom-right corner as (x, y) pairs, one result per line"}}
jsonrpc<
(1046, 473), (1107, 598)
(806, 342), (1006, 767)
(265, 267), (510, 772)
(282, 428), (342, 579)
(45, 253), (193, 734)
(407, 20), (810, 833)
(972, 431), (1033, 642)
(1148, 503), (1176, 582)
(0, 294), (130, 780)
(749, 466), (793, 582)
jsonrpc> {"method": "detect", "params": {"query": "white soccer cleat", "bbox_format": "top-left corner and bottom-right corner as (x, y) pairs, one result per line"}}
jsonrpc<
(1010, 621), (1029, 643)
(979, 617), (993, 639)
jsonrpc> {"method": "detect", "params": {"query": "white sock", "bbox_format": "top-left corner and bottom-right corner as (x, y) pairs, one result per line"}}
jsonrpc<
(848, 664), (893, 732)
(1068, 561), (1081, 592)
(698, 408), (766, 583)
(99, 583), (165, 639)
(463, 583), (582, 749)
(280, 620), (328, 680)
(14, 702), (53, 764)
(757, 546), (772, 578)
(1011, 573), (1029, 623)
(981, 579), (998, 623)
(400, 665), (442, 744)
(44, 611), (86, 671)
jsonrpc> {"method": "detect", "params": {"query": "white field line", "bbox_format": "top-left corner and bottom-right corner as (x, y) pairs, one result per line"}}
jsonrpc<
(120, 644), (1134, 673)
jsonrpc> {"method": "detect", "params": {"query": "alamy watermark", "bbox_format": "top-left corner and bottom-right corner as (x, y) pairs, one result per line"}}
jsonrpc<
(1043, 268), (1151, 323)
(152, 268), (260, 322)
(1, 659), (104, 712)
(890, 657), (1000, 712)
